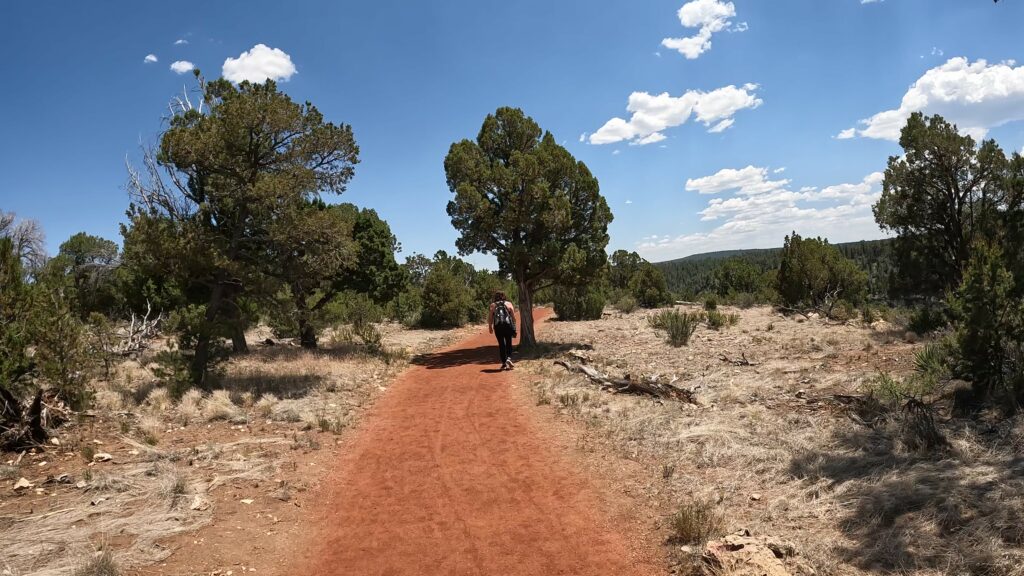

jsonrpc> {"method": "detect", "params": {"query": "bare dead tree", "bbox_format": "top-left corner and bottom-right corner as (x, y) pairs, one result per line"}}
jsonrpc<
(0, 210), (47, 272)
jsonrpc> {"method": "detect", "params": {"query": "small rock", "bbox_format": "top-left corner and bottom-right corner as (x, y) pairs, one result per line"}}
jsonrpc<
(190, 495), (211, 511)
(240, 498), (255, 505)
(750, 493), (762, 501)
(50, 438), (61, 446)
(93, 453), (113, 463)
(703, 530), (792, 576)
(90, 496), (107, 506)
(795, 390), (807, 399)
(75, 481), (88, 489)
(14, 478), (33, 490)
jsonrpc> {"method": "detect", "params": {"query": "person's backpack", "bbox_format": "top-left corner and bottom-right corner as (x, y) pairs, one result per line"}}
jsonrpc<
(494, 300), (514, 330)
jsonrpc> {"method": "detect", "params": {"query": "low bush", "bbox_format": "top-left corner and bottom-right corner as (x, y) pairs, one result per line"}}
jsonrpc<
(614, 295), (638, 313)
(669, 499), (724, 545)
(649, 310), (703, 347)
(553, 286), (605, 321)
(706, 310), (739, 330)
(703, 295), (718, 311)
(908, 305), (947, 334)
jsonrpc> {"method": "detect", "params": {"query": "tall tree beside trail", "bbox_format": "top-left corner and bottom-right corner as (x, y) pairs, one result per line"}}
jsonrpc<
(874, 112), (1008, 297)
(268, 202), (406, 348)
(444, 107), (613, 346)
(124, 78), (359, 388)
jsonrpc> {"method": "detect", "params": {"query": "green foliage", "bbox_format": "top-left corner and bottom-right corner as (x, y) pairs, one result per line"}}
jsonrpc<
(649, 310), (703, 347)
(122, 78), (360, 387)
(52, 232), (122, 317)
(875, 113), (1009, 297)
(949, 242), (1024, 409)
(654, 240), (890, 300)
(703, 296), (718, 311)
(609, 251), (670, 308)
(420, 265), (475, 328)
(706, 310), (739, 330)
(552, 286), (605, 321)
(0, 238), (33, 394)
(907, 305), (947, 335)
(777, 232), (868, 317)
(614, 295), (638, 313)
(29, 267), (92, 409)
(444, 107), (612, 345)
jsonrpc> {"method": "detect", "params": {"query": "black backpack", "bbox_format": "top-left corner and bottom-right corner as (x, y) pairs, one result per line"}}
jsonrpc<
(494, 300), (514, 329)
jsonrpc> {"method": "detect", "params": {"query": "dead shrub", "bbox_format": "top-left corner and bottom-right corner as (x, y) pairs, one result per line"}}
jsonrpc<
(255, 393), (280, 417)
(142, 387), (172, 413)
(73, 550), (119, 576)
(200, 390), (245, 422)
(176, 388), (203, 423)
(669, 499), (724, 545)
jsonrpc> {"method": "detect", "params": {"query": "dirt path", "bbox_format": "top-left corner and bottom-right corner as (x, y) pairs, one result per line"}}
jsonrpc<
(296, 309), (661, 576)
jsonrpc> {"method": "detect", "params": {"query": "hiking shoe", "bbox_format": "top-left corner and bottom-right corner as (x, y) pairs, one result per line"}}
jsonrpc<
(506, 360), (514, 370)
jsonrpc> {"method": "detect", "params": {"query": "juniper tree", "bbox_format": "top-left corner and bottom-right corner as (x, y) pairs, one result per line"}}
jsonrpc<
(124, 78), (359, 388)
(444, 107), (612, 345)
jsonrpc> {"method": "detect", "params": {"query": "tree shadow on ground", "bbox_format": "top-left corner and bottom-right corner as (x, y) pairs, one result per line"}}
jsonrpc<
(411, 346), (499, 370)
(219, 372), (324, 399)
(789, 416), (1024, 573)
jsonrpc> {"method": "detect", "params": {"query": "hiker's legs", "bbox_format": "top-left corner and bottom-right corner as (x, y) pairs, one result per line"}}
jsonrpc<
(496, 328), (512, 365)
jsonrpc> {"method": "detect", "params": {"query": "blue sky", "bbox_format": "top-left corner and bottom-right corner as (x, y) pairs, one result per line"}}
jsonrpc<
(2, 0), (1023, 267)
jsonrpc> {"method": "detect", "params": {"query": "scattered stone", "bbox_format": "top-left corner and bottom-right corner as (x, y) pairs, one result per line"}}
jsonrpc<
(750, 493), (762, 501)
(49, 438), (60, 446)
(703, 530), (793, 576)
(190, 495), (211, 511)
(795, 390), (807, 399)
(240, 498), (255, 505)
(75, 481), (88, 489)
(14, 478), (33, 490)
(93, 453), (113, 462)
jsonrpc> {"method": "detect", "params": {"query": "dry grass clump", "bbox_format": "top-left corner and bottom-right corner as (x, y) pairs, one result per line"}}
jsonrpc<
(73, 550), (119, 576)
(176, 388), (204, 423)
(142, 387), (172, 413)
(200, 390), (245, 423)
(669, 499), (724, 545)
(706, 309), (739, 330)
(0, 463), (20, 480)
(137, 415), (163, 445)
(93, 388), (127, 413)
(254, 393), (280, 417)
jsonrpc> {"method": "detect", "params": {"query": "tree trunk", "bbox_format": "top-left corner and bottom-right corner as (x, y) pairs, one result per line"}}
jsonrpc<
(191, 284), (225, 391)
(231, 324), (248, 354)
(299, 320), (318, 349)
(516, 280), (536, 347)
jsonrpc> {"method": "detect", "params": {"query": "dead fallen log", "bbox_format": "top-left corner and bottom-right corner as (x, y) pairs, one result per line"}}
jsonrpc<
(719, 352), (757, 366)
(554, 360), (699, 404)
(1, 388), (49, 450)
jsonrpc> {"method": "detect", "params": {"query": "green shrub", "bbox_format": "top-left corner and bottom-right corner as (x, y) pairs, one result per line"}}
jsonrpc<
(420, 268), (474, 328)
(649, 310), (702, 346)
(830, 300), (857, 322)
(860, 305), (879, 324)
(706, 310), (738, 330)
(908, 305), (947, 334)
(553, 286), (605, 321)
(614, 295), (638, 313)
(731, 292), (757, 309)
(703, 295), (718, 311)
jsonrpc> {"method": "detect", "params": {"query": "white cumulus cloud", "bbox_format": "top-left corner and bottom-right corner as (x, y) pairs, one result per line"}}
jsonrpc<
(662, 0), (745, 59)
(590, 83), (761, 145)
(144, 54), (158, 64)
(637, 168), (887, 259)
(840, 57), (1024, 141)
(174, 39), (189, 45)
(222, 44), (297, 84)
(169, 60), (194, 74)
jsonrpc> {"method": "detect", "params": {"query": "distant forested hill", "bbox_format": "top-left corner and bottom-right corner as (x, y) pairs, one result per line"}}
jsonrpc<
(653, 238), (894, 298)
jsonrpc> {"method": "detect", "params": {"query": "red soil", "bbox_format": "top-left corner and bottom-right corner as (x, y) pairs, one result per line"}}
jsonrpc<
(297, 309), (660, 575)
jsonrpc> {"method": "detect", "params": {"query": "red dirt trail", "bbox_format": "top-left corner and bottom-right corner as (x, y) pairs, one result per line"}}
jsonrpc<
(297, 309), (660, 576)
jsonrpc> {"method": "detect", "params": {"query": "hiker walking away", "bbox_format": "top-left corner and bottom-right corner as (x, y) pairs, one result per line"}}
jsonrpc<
(488, 291), (517, 371)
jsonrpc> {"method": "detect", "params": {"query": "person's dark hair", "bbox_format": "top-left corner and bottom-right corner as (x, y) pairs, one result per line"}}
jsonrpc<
(493, 291), (507, 302)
